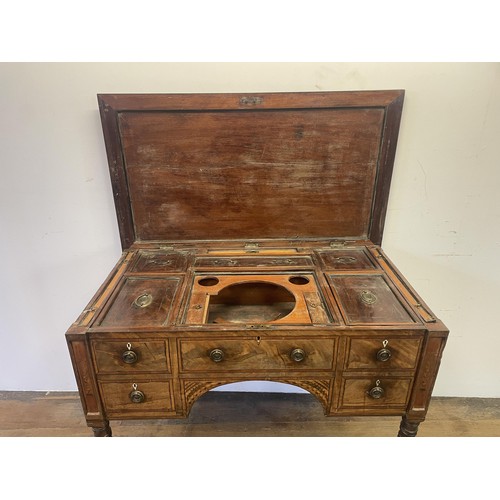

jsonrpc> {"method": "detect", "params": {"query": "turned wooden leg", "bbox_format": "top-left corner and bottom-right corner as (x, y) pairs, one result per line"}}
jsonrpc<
(398, 416), (421, 437)
(92, 422), (112, 437)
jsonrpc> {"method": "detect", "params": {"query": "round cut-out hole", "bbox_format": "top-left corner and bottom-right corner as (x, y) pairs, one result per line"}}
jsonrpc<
(198, 277), (219, 287)
(288, 276), (310, 285)
(208, 281), (296, 324)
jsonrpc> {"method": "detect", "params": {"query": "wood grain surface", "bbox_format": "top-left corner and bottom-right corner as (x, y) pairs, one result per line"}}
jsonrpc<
(1, 391), (498, 437)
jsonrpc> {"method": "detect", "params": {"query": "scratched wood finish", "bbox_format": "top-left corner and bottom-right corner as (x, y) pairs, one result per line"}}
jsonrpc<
(98, 91), (404, 248)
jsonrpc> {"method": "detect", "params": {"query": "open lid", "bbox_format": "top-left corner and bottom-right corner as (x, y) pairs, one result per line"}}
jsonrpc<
(98, 90), (404, 249)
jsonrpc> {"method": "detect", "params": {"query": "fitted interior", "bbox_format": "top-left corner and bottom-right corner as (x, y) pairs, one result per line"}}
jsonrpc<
(206, 281), (296, 324)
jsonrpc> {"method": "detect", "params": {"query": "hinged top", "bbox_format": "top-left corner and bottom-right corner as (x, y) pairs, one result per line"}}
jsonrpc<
(98, 90), (404, 249)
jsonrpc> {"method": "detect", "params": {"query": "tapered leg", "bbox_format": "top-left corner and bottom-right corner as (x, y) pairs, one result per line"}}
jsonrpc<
(92, 422), (112, 437)
(398, 416), (420, 437)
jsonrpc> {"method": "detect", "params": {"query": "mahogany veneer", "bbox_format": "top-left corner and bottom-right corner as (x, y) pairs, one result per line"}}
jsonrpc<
(66, 90), (448, 436)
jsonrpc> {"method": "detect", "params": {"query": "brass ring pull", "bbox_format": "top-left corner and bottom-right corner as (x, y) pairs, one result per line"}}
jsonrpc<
(290, 348), (306, 362)
(360, 290), (377, 305)
(129, 383), (145, 403)
(368, 380), (385, 399)
(209, 348), (225, 363)
(134, 293), (153, 308)
(376, 340), (392, 362)
(122, 342), (138, 364)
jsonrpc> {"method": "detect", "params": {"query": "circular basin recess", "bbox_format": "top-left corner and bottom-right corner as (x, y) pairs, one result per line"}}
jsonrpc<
(198, 277), (220, 287)
(207, 281), (296, 324)
(288, 276), (310, 285)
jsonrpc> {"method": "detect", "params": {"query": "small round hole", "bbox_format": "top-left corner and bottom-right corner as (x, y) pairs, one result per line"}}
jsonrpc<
(198, 277), (220, 287)
(288, 276), (310, 285)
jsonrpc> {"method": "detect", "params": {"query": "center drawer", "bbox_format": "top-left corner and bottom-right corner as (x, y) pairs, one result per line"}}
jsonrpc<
(179, 337), (336, 372)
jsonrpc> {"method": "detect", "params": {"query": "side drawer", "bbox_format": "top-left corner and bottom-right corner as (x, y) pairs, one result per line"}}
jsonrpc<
(179, 337), (336, 372)
(345, 337), (422, 371)
(98, 379), (176, 417)
(91, 340), (170, 373)
(339, 376), (413, 410)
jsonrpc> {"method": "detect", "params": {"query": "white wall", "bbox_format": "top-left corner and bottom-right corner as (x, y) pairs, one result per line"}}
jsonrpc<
(0, 62), (499, 396)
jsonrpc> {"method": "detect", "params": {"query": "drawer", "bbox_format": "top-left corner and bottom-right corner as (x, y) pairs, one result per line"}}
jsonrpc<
(339, 376), (413, 409)
(345, 337), (422, 370)
(91, 340), (170, 373)
(179, 337), (336, 372)
(99, 379), (176, 417)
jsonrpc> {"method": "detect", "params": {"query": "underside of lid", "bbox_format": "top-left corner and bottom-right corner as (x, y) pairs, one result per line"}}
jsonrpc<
(98, 91), (404, 249)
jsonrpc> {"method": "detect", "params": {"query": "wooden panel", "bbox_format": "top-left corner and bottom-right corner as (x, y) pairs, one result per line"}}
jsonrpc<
(317, 249), (377, 270)
(130, 251), (189, 273)
(179, 338), (336, 372)
(118, 108), (384, 241)
(98, 277), (181, 327)
(91, 340), (169, 373)
(340, 377), (413, 409)
(329, 274), (415, 325)
(99, 91), (404, 248)
(346, 337), (422, 370)
(194, 256), (313, 268)
(99, 380), (176, 417)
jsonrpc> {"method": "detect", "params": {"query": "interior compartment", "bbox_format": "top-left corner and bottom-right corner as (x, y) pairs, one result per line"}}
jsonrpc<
(207, 281), (296, 324)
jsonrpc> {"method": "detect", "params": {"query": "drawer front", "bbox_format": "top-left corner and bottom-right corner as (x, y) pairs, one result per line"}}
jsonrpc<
(99, 379), (176, 417)
(345, 337), (422, 371)
(339, 376), (413, 409)
(91, 340), (170, 373)
(180, 338), (335, 372)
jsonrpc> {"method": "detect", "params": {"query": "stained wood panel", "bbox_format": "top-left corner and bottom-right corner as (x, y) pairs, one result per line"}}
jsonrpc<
(179, 338), (336, 372)
(340, 377), (413, 409)
(118, 108), (384, 241)
(92, 340), (169, 373)
(345, 337), (422, 370)
(98, 277), (181, 327)
(98, 380), (176, 417)
(329, 274), (415, 325)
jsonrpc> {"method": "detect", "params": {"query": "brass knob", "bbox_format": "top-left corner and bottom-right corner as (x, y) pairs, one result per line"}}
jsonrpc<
(290, 348), (306, 362)
(209, 348), (225, 363)
(376, 347), (392, 362)
(122, 349), (138, 364)
(368, 380), (385, 399)
(376, 340), (391, 362)
(129, 386), (145, 404)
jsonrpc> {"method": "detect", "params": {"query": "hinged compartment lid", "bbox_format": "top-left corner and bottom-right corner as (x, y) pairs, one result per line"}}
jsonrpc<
(98, 90), (404, 249)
